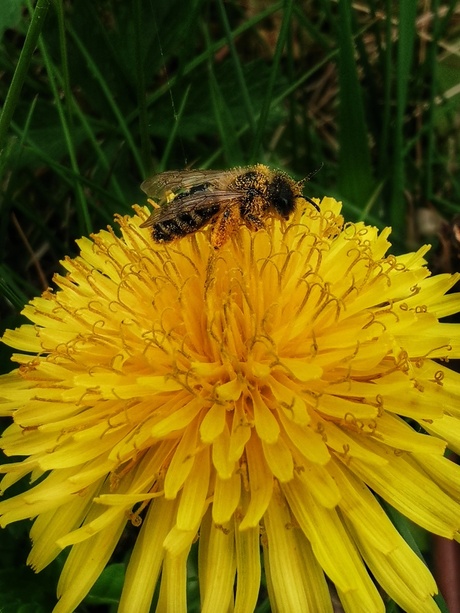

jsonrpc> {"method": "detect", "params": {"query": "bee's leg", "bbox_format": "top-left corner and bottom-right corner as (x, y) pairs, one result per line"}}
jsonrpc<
(240, 195), (266, 232)
(210, 207), (240, 249)
(242, 213), (265, 231)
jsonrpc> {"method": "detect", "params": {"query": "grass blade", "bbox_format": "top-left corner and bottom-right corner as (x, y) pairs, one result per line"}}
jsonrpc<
(390, 1), (417, 231)
(336, 0), (373, 205)
(0, 0), (50, 154)
(251, 0), (294, 161)
(67, 24), (145, 177)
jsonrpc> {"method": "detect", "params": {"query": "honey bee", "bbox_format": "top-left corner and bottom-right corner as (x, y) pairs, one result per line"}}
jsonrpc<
(140, 163), (319, 249)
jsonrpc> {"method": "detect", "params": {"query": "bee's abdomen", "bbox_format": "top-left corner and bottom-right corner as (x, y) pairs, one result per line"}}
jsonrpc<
(153, 205), (220, 242)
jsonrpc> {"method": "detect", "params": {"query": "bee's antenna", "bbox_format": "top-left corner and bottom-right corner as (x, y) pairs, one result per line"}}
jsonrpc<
(299, 162), (323, 211)
(302, 162), (324, 183)
(300, 195), (320, 211)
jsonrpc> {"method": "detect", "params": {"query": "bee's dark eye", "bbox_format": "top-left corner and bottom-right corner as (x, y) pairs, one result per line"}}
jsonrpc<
(269, 178), (295, 218)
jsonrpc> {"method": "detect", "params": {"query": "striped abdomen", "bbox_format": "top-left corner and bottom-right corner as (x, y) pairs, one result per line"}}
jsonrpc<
(152, 204), (221, 242)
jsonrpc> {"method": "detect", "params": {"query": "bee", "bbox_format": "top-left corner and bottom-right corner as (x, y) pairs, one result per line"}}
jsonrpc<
(140, 163), (319, 249)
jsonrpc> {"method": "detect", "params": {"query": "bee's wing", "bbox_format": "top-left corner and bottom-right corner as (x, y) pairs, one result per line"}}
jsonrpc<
(140, 190), (240, 228)
(141, 169), (241, 198)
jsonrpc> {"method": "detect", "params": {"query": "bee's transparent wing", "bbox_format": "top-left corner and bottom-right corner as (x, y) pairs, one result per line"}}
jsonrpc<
(141, 169), (241, 198)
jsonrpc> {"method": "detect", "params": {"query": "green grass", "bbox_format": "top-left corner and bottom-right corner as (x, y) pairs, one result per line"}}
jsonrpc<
(0, 1), (459, 611)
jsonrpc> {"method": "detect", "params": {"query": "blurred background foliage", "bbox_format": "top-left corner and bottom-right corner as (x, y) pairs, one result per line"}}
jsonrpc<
(0, 1), (459, 611)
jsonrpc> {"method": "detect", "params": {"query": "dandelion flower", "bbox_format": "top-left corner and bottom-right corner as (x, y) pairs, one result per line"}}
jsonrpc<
(1, 197), (460, 613)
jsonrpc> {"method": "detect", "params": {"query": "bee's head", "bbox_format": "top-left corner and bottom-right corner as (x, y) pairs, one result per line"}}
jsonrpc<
(268, 175), (298, 219)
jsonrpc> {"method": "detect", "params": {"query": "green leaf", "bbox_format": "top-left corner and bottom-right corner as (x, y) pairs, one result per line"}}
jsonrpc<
(336, 0), (373, 205)
(389, 1), (417, 230)
(85, 563), (125, 605)
(0, 0), (26, 39)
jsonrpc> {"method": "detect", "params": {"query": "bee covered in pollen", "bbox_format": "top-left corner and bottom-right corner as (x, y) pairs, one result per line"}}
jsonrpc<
(140, 163), (320, 249)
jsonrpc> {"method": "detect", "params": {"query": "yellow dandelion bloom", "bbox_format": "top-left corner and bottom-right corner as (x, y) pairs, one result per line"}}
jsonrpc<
(1, 197), (460, 613)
